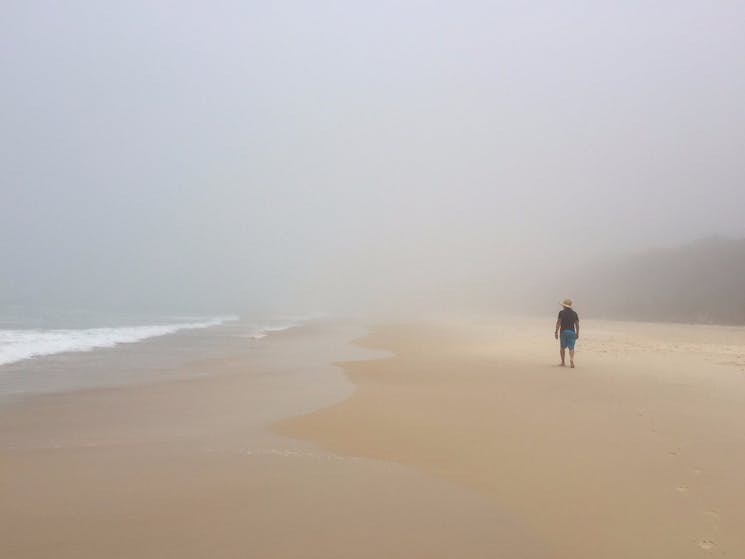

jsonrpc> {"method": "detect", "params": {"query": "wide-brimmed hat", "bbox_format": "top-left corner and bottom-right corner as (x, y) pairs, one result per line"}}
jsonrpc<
(560, 298), (573, 308)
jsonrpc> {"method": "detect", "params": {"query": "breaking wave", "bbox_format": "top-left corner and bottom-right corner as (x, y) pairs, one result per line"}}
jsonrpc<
(0, 316), (238, 367)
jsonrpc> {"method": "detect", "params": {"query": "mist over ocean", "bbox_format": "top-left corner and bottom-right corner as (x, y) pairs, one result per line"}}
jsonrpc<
(3, 2), (745, 326)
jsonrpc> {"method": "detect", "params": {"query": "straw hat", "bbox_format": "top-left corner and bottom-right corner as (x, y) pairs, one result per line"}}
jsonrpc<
(561, 298), (573, 308)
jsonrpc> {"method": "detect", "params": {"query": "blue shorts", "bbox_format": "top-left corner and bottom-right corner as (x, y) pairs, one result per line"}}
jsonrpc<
(560, 329), (576, 350)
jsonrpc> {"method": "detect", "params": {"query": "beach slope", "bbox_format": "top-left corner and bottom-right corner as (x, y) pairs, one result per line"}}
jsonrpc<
(277, 318), (745, 558)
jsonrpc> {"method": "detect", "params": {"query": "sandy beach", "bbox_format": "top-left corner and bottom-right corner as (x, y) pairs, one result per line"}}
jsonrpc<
(279, 317), (745, 557)
(3, 317), (745, 557)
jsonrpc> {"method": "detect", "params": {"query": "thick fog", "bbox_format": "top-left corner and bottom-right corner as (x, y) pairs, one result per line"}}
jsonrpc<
(2, 2), (745, 316)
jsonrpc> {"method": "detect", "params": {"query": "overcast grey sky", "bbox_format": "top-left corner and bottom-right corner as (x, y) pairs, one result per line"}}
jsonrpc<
(2, 1), (744, 313)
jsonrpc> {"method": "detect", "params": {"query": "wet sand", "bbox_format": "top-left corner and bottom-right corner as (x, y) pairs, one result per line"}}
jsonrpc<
(0, 320), (544, 559)
(277, 317), (745, 558)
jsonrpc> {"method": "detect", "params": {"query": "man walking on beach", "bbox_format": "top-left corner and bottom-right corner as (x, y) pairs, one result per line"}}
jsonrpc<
(555, 299), (579, 368)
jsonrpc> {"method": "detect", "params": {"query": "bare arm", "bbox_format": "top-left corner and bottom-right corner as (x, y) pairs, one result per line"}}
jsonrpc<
(575, 319), (580, 339)
(555, 319), (561, 339)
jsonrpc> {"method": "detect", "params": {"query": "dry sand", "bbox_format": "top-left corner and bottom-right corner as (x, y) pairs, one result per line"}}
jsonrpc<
(277, 317), (745, 558)
(3, 317), (745, 558)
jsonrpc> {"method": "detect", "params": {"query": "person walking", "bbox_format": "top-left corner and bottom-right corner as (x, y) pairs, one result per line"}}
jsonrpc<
(555, 299), (579, 367)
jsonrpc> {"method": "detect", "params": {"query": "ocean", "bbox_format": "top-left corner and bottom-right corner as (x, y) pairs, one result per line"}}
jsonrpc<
(0, 309), (311, 404)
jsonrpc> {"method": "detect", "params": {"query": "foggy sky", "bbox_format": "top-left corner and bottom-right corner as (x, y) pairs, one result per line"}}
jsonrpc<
(2, 1), (745, 314)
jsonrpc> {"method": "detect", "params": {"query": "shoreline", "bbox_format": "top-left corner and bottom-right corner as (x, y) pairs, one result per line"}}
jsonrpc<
(0, 317), (299, 406)
(0, 321), (359, 451)
(1, 318), (543, 558)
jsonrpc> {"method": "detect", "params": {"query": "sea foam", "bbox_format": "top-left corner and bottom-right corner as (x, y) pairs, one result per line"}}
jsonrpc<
(0, 316), (237, 367)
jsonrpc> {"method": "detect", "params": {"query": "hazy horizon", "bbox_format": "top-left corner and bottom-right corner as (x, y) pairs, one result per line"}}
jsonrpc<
(3, 2), (745, 315)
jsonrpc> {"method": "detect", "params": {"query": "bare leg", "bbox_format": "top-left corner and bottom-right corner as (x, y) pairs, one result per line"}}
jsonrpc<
(560, 347), (566, 366)
(569, 349), (575, 368)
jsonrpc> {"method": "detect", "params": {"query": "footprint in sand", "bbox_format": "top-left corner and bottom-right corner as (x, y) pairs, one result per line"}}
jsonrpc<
(703, 510), (721, 530)
(675, 486), (689, 494)
(698, 539), (716, 551)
